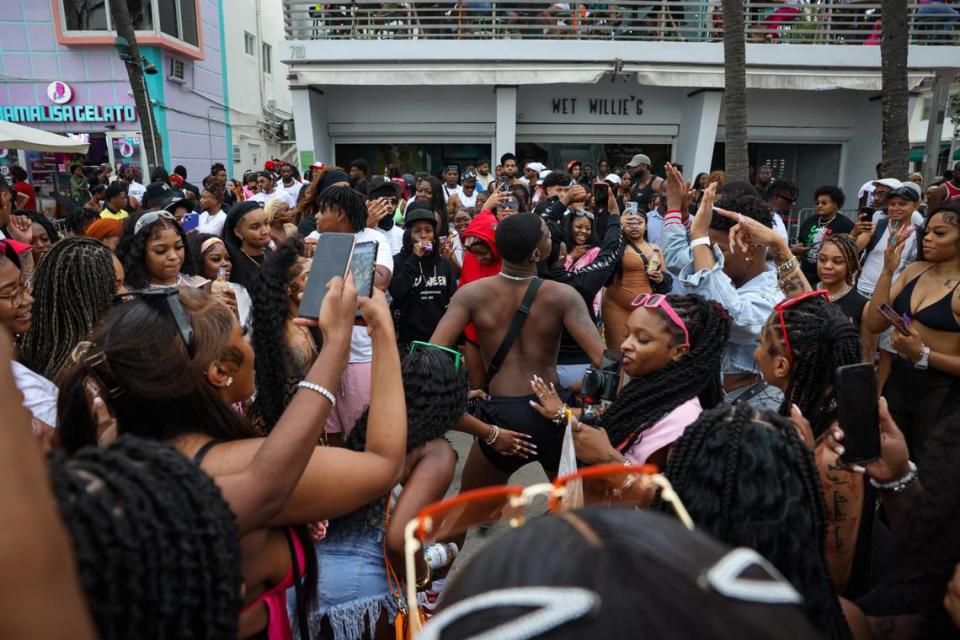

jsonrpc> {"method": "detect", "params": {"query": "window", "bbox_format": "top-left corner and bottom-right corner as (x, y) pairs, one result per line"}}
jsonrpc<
(921, 97), (933, 121)
(59, 0), (196, 46)
(244, 32), (256, 56)
(262, 43), (273, 74)
(169, 58), (185, 80)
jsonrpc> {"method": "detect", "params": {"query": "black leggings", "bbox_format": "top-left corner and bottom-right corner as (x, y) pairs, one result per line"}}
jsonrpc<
(475, 394), (564, 476)
(883, 357), (960, 461)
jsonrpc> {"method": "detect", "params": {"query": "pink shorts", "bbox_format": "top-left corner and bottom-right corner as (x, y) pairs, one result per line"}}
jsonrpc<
(325, 361), (372, 436)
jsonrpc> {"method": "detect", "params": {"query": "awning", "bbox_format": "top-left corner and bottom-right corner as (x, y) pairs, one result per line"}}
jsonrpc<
(622, 64), (932, 91)
(909, 147), (924, 162)
(293, 65), (609, 86)
(0, 120), (90, 153)
(955, 148), (960, 161)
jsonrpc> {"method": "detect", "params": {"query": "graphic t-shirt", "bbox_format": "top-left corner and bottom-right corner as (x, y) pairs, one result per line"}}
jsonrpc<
(795, 214), (855, 284)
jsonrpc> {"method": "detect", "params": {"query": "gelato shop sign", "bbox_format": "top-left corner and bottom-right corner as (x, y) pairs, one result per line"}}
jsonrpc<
(0, 81), (138, 123)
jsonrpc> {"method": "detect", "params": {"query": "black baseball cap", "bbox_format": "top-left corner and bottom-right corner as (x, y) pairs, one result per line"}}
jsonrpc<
(886, 185), (920, 203)
(367, 176), (400, 200)
(404, 201), (438, 228)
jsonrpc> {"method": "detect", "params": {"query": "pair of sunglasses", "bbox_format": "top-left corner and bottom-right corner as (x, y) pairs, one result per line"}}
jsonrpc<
(632, 293), (690, 347)
(408, 341), (461, 370)
(133, 210), (177, 235)
(113, 287), (194, 356)
(773, 290), (830, 362)
(402, 463), (693, 634)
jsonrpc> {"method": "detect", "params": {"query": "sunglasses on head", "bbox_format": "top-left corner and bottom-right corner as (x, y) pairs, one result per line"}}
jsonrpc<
(402, 462), (693, 634)
(773, 290), (830, 362)
(133, 210), (177, 235)
(113, 287), (194, 356)
(631, 293), (690, 347)
(408, 341), (462, 370)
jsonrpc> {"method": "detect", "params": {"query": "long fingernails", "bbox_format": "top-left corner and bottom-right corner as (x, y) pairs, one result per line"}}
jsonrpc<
(836, 446), (845, 456)
(851, 465), (866, 474)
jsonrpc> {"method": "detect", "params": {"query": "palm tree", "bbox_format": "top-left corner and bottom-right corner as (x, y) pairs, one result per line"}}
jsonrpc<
(722, 0), (749, 182)
(109, 0), (164, 173)
(880, 0), (909, 178)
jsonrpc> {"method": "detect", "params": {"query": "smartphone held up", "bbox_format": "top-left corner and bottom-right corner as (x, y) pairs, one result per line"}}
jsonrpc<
(836, 363), (881, 465)
(298, 235), (378, 321)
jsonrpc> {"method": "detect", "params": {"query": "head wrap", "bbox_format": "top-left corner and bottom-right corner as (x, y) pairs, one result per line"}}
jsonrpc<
(84, 218), (123, 241)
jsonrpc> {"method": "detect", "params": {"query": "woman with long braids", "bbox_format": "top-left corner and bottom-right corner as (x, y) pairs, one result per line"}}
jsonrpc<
(308, 345), (467, 640)
(248, 238), (318, 435)
(48, 435), (242, 640)
(816, 233), (869, 330)
(223, 200), (272, 292)
(57, 282), (408, 640)
(660, 405), (853, 640)
(184, 232), (252, 330)
(117, 210), (193, 288)
(19, 237), (119, 382)
(24, 210), (60, 264)
(532, 294), (730, 469)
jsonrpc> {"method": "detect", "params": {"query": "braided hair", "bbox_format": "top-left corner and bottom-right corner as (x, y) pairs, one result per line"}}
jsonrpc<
(660, 405), (852, 640)
(249, 238), (309, 431)
(66, 207), (99, 236)
(821, 234), (860, 286)
(344, 346), (468, 453)
(24, 210), (61, 244)
(601, 294), (730, 453)
(117, 213), (191, 289)
(48, 435), (241, 640)
(19, 237), (115, 381)
(766, 295), (861, 438)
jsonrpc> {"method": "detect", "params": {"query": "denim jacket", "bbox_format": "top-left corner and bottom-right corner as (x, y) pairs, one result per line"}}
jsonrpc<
(678, 246), (782, 376)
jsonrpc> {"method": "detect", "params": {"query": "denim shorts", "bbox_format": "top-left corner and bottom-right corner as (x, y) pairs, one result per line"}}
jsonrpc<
(295, 530), (399, 640)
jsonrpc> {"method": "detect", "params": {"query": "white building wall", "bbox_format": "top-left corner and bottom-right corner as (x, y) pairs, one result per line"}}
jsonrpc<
(223, 0), (293, 177)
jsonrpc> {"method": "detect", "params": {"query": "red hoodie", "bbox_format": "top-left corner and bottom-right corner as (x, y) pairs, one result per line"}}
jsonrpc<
(459, 211), (501, 344)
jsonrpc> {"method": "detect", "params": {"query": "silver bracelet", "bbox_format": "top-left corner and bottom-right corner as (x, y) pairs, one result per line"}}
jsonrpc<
(868, 460), (918, 494)
(483, 424), (500, 445)
(776, 257), (800, 276)
(297, 380), (337, 407)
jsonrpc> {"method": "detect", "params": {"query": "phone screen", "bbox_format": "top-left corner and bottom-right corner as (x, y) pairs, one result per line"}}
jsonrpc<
(877, 303), (911, 336)
(836, 363), (881, 465)
(298, 233), (355, 319)
(349, 241), (378, 300)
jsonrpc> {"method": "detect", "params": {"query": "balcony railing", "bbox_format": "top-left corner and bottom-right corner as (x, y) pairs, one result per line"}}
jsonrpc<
(284, 1), (960, 44)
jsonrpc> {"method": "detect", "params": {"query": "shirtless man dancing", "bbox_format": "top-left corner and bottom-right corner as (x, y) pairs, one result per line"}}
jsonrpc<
(430, 212), (605, 486)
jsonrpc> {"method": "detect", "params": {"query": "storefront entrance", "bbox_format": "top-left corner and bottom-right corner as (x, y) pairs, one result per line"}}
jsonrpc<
(335, 142), (493, 176)
(516, 142), (673, 176)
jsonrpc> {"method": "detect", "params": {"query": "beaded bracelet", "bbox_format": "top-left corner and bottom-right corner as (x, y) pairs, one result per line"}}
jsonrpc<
(868, 460), (918, 494)
(297, 380), (337, 407)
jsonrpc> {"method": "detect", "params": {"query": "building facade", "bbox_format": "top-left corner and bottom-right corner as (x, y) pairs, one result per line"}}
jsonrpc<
(281, 1), (960, 214)
(0, 0), (231, 208)
(223, 0), (294, 177)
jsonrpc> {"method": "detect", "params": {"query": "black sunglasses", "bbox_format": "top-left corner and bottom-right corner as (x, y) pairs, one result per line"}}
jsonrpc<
(112, 287), (194, 356)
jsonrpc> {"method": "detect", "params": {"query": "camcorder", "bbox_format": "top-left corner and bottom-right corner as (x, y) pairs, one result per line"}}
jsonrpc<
(580, 349), (623, 424)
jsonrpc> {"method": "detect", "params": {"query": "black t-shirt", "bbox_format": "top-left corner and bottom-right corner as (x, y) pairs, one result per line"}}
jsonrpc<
(796, 214), (855, 284)
(834, 289), (869, 330)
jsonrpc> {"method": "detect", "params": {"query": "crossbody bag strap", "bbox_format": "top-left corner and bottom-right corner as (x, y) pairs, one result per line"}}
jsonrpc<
(484, 277), (543, 387)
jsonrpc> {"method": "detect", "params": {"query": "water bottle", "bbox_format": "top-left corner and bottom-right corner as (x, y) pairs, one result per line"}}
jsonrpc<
(211, 267), (231, 298)
(423, 542), (459, 570)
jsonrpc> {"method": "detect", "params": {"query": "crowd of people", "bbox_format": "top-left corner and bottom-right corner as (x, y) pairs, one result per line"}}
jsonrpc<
(3, 149), (960, 640)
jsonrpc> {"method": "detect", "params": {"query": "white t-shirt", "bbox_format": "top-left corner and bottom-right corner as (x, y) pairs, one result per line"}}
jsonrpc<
(458, 190), (479, 209)
(385, 225), (404, 256)
(127, 180), (146, 202)
(199, 209), (226, 236)
(11, 361), (58, 427)
(441, 184), (461, 203)
(306, 227), (394, 363)
(279, 179), (304, 203)
(251, 190), (295, 208)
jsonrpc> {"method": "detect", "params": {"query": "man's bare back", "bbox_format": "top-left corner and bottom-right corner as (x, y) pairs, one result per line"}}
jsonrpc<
(431, 275), (604, 396)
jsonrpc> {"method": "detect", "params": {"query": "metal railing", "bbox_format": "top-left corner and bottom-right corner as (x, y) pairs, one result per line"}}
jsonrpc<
(284, 1), (960, 44)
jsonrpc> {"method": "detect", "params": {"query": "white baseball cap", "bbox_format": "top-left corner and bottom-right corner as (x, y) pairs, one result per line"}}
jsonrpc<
(626, 154), (651, 168)
(524, 162), (547, 175)
(873, 178), (903, 190)
(537, 169), (553, 185)
(604, 173), (622, 186)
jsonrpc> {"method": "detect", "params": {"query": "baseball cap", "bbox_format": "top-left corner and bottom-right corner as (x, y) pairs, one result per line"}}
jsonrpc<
(900, 181), (922, 201)
(525, 162), (546, 175)
(161, 190), (192, 213)
(537, 169), (553, 186)
(604, 173), (622, 186)
(566, 160), (582, 172)
(626, 154), (651, 168)
(404, 201), (438, 228)
(873, 178), (903, 190)
(367, 176), (400, 199)
(886, 185), (920, 203)
(462, 171), (478, 183)
(142, 181), (171, 208)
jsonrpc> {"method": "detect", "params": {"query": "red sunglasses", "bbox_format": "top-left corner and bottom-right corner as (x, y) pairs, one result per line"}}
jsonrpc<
(773, 290), (831, 362)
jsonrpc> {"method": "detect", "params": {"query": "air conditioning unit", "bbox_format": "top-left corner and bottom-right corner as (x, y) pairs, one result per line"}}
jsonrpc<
(168, 59), (185, 83)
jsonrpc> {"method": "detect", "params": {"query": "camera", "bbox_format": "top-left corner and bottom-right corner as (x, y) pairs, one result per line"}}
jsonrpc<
(581, 349), (623, 411)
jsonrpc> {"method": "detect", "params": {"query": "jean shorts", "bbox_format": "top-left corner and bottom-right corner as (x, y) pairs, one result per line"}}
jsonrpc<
(294, 529), (399, 640)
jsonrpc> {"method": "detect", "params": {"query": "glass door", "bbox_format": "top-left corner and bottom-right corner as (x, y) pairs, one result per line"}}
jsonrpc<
(106, 131), (149, 181)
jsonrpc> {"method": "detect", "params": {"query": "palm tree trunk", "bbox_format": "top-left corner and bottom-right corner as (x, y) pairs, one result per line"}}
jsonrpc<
(108, 0), (164, 173)
(880, 0), (909, 179)
(722, 0), (749, 182)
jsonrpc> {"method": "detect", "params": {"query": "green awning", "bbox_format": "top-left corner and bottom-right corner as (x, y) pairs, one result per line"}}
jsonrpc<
(909, 147), (924, 162)
(954, 148), (960, 161)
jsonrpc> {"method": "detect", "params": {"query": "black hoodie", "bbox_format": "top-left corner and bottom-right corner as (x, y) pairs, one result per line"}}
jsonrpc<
(389, 236), (458, 347)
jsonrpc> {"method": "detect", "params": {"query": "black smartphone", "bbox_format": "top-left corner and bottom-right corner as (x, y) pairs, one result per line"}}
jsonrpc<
(592, 183), (608, 202)
(349, 241), (377, 300)
(297, 233), (355, 319)
(836, 363), (881, 465)
(859, 206), (875, 221)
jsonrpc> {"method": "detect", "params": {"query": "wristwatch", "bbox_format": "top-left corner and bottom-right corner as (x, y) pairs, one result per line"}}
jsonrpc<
(914, 345), (931, 370)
